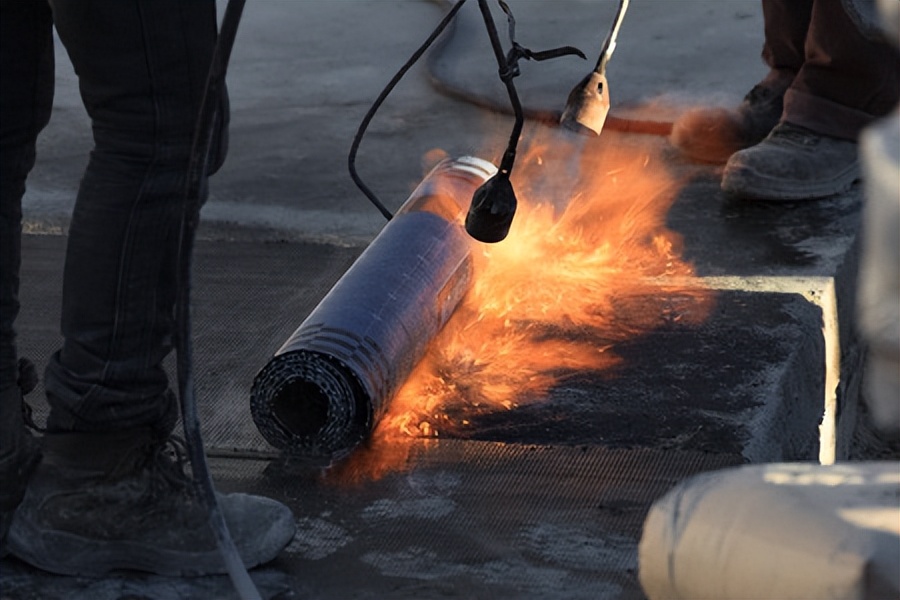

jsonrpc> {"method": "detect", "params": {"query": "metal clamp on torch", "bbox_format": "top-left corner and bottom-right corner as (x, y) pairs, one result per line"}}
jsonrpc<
(465, 0), (584, 243)
(465, 0), (631, 243)
(462, 0), (525, 244)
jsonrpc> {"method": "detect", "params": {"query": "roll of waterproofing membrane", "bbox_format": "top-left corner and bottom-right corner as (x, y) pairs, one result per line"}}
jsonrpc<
(251, 156), (497, 461)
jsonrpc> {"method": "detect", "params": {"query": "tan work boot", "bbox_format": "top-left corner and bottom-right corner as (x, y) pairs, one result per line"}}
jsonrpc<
(722, 122), (860, 201)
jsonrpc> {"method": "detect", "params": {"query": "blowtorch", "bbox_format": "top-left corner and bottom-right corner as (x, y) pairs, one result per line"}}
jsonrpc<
(464, 0), (631, 243)
(349, 0), (632, 243)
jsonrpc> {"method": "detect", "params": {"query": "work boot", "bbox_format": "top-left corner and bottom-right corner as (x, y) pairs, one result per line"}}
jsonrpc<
(670, 75), (791, 164)
(0, 360), (43, 556)
(721, 122), (860, 201)
(7, 429), (296, 577)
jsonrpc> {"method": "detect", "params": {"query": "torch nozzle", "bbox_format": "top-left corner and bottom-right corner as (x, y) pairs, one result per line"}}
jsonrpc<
(559, 70), (610, 137)
(559, 0), (628, 136)
(464, 172), (518, 243)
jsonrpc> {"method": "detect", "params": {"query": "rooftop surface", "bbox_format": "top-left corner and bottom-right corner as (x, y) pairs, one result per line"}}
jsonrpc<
(2, 2), (886, 599)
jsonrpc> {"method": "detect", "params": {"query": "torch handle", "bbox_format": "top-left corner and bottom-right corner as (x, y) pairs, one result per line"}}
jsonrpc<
(595, 0), (630, 75)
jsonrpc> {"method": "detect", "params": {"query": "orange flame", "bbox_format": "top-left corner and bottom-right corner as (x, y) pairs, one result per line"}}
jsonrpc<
(328, 125), (713, 484)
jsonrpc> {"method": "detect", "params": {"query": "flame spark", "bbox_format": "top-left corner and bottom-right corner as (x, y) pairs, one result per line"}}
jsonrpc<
(328, 125), (712, 484)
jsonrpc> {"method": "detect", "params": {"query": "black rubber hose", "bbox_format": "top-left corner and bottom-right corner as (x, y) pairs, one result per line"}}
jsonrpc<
(476, 0), (524, 175)
(348, 0), (469, 221)
(175, 1), (260, 599)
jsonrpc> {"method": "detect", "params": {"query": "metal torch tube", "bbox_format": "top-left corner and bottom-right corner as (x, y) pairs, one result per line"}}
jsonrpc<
(250, 156), (497, 462)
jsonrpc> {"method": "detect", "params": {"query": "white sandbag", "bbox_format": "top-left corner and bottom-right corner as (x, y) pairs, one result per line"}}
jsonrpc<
(639, 462), (900, 600)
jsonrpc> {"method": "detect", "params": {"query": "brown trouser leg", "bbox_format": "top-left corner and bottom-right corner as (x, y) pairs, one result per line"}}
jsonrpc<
(762, 0), (900, 140)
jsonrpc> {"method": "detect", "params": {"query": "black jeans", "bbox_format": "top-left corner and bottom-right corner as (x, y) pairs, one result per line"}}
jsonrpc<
(0, 0), (225, 435)
(761, 0), (900, 140)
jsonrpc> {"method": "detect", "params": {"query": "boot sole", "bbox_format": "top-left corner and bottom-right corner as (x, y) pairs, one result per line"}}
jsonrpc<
(7, 492), (296, 577)
(721, 162), (860, 201)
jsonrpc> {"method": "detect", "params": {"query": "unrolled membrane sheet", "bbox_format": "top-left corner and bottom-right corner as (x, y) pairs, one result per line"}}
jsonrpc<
(250, 157), (497, 461)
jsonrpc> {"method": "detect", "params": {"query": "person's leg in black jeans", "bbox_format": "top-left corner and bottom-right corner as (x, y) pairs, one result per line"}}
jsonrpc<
(723, 0), (900, 200)
(42, 0), (218, 436)
(0, 0), (54, 552)
(6, 0), (295, 576)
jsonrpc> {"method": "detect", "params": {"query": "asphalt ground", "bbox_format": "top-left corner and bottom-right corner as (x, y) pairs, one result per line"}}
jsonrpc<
(1, 2), (885, 599)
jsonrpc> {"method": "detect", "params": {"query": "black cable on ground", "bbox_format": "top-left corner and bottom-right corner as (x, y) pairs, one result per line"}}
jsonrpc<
(424, 0), (560, 125)
(175, 1), (260, 599)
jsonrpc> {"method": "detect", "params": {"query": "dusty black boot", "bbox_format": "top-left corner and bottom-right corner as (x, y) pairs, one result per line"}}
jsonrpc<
(8, 429), (296, 576)
(721, 122), (860, 201)
(0, 360), (42, 556)
(670, 74), (792, 164)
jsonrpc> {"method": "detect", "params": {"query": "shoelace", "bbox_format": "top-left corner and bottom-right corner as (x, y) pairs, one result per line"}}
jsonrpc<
(103, 435), (194, 502)
(14, 357), (191, 499)
(17, 357), (46, 434)
(154, 436), (194, 493)
(770, 123), (821, 146)
(744, 84), (778, 106)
